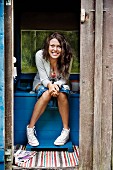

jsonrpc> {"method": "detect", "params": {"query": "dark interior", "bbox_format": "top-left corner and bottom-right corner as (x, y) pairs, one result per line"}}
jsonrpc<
(14, 0), (80, 30)
(14, 0), (80, 88)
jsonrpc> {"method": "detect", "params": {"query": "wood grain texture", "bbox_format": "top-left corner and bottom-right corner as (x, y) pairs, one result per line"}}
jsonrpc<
(79, 1), (95, 169)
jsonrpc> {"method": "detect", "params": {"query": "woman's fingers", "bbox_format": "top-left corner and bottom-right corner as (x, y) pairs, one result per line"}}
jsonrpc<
(54, 84), (59, 91)
(48, 84), (59, 95)
(51, 91), (59, 97)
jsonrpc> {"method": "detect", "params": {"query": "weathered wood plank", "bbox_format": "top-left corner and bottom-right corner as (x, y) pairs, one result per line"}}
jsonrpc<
(102, 0), (113, 169)
(93, 0), (103, 170)
(4, 0), (13, 169)
(79, 1), (95, 169)
(5, 0), (13, 144)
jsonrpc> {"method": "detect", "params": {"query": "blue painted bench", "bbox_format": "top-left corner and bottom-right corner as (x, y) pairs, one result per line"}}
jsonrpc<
(14, 74), (80, 152)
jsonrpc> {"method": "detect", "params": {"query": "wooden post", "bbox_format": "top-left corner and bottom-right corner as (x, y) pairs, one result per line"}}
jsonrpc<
(4, 0), (13, 169)
(79, 1), (95, 169)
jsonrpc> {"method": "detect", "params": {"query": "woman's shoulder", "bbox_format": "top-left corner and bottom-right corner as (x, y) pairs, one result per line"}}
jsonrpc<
(35, 50), (44, 63)
(35, 49), (43, 57)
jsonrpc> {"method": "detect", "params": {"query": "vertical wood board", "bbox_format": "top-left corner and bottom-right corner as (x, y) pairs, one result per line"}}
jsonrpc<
(102, 0), (113, 169)
(4, 0), (14, 169)
(79, 1), (95, 169)
(4, 0), (13, 147)
(93, 0), (103, 169)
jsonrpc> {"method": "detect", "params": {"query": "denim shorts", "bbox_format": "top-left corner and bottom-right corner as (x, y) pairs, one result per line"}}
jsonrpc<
(35, 84), (70, 99)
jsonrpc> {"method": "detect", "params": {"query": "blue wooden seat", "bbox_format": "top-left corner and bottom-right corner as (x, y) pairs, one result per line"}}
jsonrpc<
(47, 97), (58, 110)
(14, 75), (79, 152)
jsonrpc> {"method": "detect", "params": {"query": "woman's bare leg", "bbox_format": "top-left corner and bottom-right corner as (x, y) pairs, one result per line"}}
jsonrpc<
(54, 92), (70, 145)
(29, 90), (51, 128)
(57, 92), (69, 129)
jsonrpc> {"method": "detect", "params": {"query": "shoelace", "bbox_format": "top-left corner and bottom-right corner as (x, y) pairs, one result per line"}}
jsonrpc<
(28, 128), (37, 140)
(34, 128), (37, 137)
(60, 129), (68, 139)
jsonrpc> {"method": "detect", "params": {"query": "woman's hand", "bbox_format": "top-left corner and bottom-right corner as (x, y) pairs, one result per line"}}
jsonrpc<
(51, 90), (59, 97)
(48, 83), (59, 97)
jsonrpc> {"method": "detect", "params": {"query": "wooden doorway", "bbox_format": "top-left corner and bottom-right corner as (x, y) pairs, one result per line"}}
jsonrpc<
(4, 0), (113, 169)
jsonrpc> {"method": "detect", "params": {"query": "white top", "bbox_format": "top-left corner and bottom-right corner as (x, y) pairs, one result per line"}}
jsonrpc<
(32, 50), (67, 91)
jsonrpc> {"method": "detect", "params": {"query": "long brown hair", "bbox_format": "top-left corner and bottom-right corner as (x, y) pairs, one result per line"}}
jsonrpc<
(43, 32), (73, 78)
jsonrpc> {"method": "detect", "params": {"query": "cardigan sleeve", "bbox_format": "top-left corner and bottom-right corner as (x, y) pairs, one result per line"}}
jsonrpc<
(35, 50), (51, 87)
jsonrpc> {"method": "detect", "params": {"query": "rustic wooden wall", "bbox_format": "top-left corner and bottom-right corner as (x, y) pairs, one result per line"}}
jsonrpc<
(79, 0), (113, 170)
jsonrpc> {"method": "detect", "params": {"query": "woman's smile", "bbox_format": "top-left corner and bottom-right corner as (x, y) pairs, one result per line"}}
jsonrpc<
(49, 38), (62, 59)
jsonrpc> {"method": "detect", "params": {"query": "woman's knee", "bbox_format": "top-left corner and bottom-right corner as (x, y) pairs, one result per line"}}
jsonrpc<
(58, 92), (68, 101)
(41, 90), (51, 102)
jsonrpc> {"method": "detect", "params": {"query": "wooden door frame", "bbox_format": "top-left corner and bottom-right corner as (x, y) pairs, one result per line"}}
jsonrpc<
(4, 0), (14, 169)
(4, 0), (113, 169)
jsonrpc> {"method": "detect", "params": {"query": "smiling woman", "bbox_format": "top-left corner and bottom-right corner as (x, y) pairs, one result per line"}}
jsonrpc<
(26, 32), (73, 147)
(21, 30), (80, 74)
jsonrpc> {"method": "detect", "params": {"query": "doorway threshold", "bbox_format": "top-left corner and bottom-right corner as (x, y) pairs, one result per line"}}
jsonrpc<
(13, 145), (79, 169)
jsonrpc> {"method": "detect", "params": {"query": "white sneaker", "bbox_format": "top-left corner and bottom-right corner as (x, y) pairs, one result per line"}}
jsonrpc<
(54, 128), (70, 146)
(27, 125), (39, 146)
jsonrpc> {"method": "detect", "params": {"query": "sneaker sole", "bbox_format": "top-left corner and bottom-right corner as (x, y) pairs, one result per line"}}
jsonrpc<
(28, 142), (39, 147)
(54, 141), (68, 146)
(54, 143), (65, 146)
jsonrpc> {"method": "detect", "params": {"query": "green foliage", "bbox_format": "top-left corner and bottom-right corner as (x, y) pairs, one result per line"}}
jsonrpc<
(21, 30), (80, 73)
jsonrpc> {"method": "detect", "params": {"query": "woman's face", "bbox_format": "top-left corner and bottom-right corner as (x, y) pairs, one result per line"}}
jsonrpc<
(48, 38), (62, 59)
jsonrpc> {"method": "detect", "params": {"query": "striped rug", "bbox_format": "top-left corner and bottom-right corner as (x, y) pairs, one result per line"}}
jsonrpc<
(14, 145), (79, 168)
